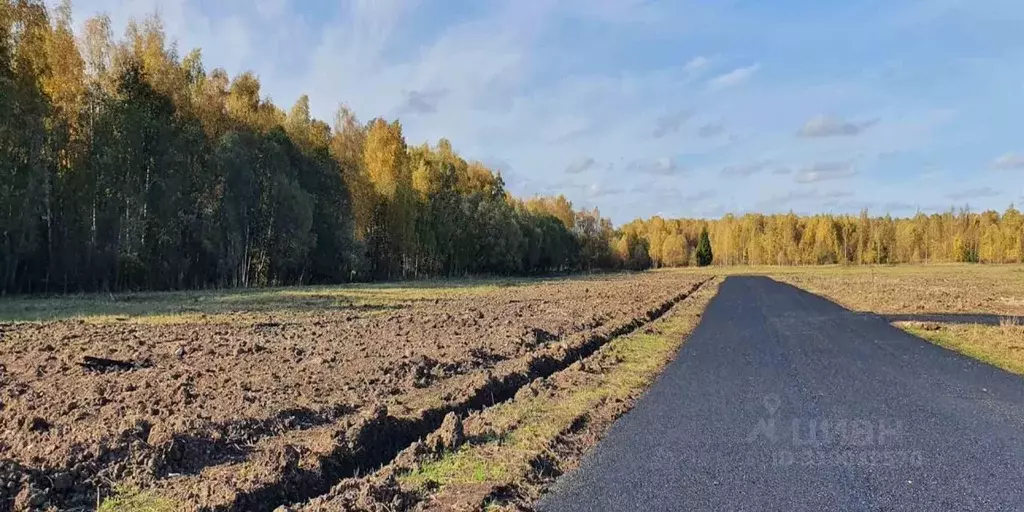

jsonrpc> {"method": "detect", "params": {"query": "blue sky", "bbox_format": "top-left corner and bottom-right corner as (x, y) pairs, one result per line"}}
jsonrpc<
(61, 0), (1024, 223)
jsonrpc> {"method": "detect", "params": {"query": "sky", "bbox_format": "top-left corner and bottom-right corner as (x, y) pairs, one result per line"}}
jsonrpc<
(57, 0), (1024, 224)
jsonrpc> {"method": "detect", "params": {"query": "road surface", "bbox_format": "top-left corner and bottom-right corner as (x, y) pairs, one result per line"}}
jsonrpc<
(538, 276), (1024, 511)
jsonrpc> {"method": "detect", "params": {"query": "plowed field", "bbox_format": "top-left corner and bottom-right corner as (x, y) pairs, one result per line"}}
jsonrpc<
(0, 272), (710, 511)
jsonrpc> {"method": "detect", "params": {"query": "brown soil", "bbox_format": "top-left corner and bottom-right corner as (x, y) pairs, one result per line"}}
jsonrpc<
(0, 272), (708, 511)
(287, 277), (721, 512)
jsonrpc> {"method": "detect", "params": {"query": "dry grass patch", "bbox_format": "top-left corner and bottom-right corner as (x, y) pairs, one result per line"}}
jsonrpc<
(898, 318), (1024, 375)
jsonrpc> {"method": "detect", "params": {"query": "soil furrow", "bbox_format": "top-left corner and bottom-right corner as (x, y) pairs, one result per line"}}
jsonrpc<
(0, 273), (709, 511)
(204, 278), (709, 512)
(289, 278), (721, 512)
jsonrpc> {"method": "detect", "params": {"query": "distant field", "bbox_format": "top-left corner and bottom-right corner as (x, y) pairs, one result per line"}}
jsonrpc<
(0, 278), (517, 324)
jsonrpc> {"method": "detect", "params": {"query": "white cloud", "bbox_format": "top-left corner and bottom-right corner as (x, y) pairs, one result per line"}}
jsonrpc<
(992, 153), (1024, 170)
(707, 64), (759, 90)
(683, 56), (711, 75)
(255, 0), (288, 21)
(947, 187), (1000, 201)
(720, 160), (771, 178)
(627, 157), (684, 176)
(757, 189), (853, 210)
(652, 110), (692, 138)
(794, 162), (857, 183)
(585, 182), (625, 199)
(561, 0), (669, 24)
(697, 122), (725, 138)
(797, 115), (878, 137)
(400, 88), (449, 115)
(566, 157), (599, 175)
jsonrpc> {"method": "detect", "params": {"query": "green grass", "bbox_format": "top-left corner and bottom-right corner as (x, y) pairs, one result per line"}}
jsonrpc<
(404, 449), (510, 487)
(97, 488), (176, 512)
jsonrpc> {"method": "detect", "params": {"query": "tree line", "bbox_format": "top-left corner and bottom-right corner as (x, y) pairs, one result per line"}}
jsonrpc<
(624, 207), (1024, 268)
(1, 1), (1020, 294)
(0, 1), (638, 294)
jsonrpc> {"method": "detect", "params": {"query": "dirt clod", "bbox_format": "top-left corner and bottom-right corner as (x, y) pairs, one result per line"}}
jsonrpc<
(28, 417), (50, 433)
(80, 355), (144, 373)
(426, 413), (465, 454)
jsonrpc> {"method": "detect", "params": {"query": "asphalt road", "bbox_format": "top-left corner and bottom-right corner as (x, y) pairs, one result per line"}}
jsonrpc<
(538, 276), (1024, 511)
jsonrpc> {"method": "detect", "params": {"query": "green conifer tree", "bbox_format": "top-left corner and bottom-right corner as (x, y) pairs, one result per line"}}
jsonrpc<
(696, 226), (714, 267)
